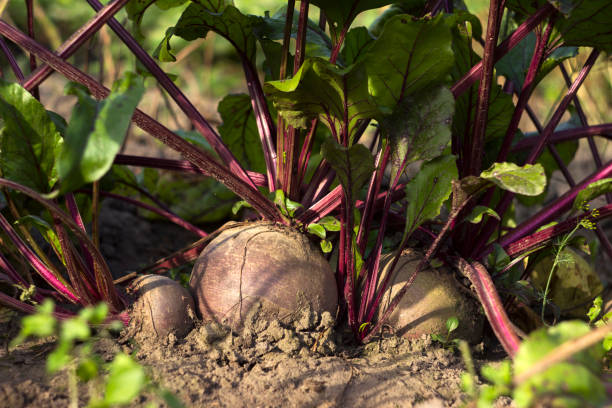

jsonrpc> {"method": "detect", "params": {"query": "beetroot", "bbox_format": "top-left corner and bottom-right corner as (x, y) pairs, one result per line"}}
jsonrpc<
(129, 274), (196, 338)
(190, 222), (337, 330)
(376, 249), (483, 343)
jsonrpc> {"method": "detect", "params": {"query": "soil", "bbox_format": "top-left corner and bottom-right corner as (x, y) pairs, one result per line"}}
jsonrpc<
(0, 201), (511, 408)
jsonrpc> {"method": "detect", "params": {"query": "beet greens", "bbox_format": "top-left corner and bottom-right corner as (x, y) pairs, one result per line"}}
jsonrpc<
(0, 0), (610, 361)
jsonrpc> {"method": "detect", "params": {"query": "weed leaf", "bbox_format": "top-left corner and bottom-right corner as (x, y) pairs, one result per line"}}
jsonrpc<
(103, 354), (148, 405)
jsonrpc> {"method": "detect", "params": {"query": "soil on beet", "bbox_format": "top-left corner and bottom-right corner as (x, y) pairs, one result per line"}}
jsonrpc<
(0, 199), (514, 408)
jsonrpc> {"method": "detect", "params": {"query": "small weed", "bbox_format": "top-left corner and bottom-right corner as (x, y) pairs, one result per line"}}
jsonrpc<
(11, 300), (184, 408)
(431, 316), (460, 349)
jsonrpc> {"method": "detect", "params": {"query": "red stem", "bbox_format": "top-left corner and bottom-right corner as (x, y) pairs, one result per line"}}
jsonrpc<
(465, 0), (502, 176)
(0, 20), (282, 221)
(450, 3), (555, 98)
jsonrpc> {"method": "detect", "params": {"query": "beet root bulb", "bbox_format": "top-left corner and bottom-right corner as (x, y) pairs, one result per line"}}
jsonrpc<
(129, 274), (196, 338)
(190, 222), (338, 330)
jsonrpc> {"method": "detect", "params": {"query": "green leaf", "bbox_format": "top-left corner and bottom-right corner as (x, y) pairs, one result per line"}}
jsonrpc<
(573, 178), (612, 211)
(380, 86), (454, 177)
(153, 27), (177, 62)
(364, 14), (453, 112)
(309, 0), (392, 40)
(320, 239), (333, 253)
(252, 8), (332, 69)
(318, 216), (341, 232)
(369, 2), (429, 36)
(307, 223), (326, 240)
(173, 1), (256, 62)
(587, 296), (603, 323)
(76, 357), (100, 382)
(321, 139), (375, 202)
(497, 32), (578, 90)
(340, 27), (375, 66)
(232, 200), (252, 215)
(480, 162), (546, 196)
(404, 155), (457, 237)
(10, 299), (56, 347)
(60, 317), (91, 343)
(126, 0), (187, 32)
(47, 341), (71, 373)
(481, 360), (512, 385)
(466, 205), (501, 224)
(103, 353), (148, 405)
(555, 0), (612, 52)
(265, 57), (377, 140)
(0, 80), (63, 193)
(217, 94), (266, 173)
(446, 316), (459, 333)
(58, 74), (144, 194)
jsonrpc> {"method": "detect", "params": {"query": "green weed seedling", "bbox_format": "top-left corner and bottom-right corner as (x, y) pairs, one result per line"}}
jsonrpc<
(431, 316), (460, 349)
(461, 321), (608, 408)
(10, 300), (184, 408)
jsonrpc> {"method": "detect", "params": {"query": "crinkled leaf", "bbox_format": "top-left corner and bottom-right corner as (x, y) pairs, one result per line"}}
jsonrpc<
(104, 353), (148, 405)
(480, 162), (546, 196)
(0, 79), (63, 193)
(173, 1), (256, 62)
(309, 0), (392, 40)
(405, 155), (457, 238)
(340, 27), (375, 66)
(321, 139), (375, 202)
(381, 86), (454, 177)
(466, 205), (501, 224)
(364, 14), (453, 112)
(265, 57), (378, 140)
(58, 74), (144, 194)
(573, 178), (612, 211)
(217, 94), (266, 173)
(307, 223), (326, 239)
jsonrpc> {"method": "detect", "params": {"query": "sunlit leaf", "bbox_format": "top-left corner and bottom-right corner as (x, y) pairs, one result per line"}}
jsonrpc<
(480, 162), (546, 196)
(404, 155), (457, 238)
(0, 80), (63, 193)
